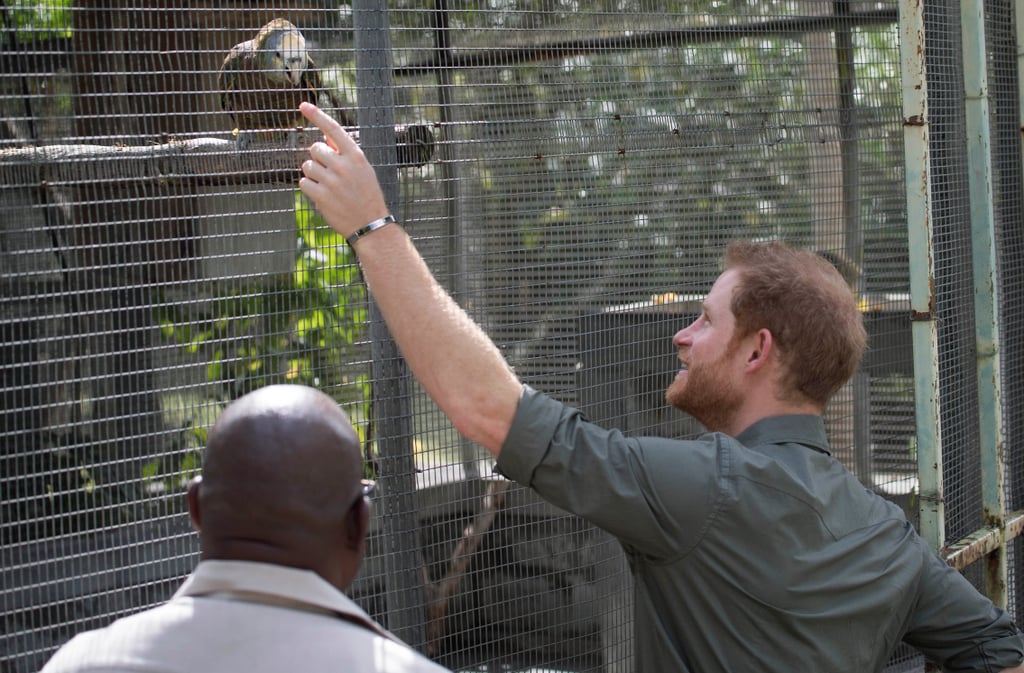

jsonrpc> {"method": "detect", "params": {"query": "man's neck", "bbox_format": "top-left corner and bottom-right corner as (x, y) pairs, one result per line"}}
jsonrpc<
(723, 399), (823, 437)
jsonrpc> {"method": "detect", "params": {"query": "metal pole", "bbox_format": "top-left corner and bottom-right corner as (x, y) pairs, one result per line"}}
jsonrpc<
(1018, 0), (1024, 207)
(960, 0), (1007, 606)
(898, 0), (945, 550)
(833, 0), (861, 268)
(831, 0), (872, 489)
(353, 0), (427, 649)
(431, 0), (479, 481)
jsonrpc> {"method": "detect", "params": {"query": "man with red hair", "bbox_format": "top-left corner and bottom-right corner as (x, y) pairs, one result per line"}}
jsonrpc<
(299, 101), (1024, 673)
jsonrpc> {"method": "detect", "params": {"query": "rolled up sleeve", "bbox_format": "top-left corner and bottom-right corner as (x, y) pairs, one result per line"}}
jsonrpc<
(496, 386), (725, 559)
(902, 540), (1024, 672)
(495, 386), (563, 487)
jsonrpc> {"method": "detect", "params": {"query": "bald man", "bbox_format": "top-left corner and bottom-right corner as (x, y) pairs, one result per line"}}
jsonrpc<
(41, 385), (450, 673)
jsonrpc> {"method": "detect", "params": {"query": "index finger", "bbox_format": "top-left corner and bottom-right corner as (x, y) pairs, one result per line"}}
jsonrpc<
(299, 102), (359, 154)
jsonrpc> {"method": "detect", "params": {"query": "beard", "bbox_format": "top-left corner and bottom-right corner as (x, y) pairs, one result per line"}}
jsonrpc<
(665, 341), (744, 432)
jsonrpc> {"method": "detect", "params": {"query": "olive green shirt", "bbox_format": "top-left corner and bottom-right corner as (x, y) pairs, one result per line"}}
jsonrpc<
(497, 386), (1024, 672)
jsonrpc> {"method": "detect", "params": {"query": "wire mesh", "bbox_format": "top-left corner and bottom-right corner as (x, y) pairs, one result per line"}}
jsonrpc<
(919, 0), (985, 559)
(986, 0), (1024, 621)
(0, 1), (1020, 672)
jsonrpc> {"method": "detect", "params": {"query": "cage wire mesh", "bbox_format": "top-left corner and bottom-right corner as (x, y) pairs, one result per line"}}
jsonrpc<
(921, 0), (985, 561)
(0, 1), (1021, 672)
(987, 0), (1024, 624)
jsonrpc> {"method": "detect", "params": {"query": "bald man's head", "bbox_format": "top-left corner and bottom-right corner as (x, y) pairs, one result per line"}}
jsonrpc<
(188, 385), (368, 590)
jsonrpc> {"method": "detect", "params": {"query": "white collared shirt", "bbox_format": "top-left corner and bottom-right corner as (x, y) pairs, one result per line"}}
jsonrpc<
(41, 560), (451, 673)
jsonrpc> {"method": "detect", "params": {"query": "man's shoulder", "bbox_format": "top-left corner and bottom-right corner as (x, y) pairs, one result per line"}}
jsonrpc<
(39, 607), (164, 673)
(41, 600), (452, 673)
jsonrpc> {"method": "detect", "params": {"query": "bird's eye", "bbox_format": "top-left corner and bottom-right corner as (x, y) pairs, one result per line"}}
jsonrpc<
(275, 51), (282, 60)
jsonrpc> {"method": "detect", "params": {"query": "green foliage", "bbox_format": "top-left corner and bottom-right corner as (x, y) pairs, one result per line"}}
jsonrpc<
(153, 193), (372, 491)
(2, 0), (72, 40)
(160, 193), (368, 397)
(392, 11), (904, 299)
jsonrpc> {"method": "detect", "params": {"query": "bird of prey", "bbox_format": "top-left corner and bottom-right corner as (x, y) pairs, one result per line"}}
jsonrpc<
(218, 18), (353, 144)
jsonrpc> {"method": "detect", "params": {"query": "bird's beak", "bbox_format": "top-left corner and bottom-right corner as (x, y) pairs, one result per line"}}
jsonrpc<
(288, 64), (303, 87)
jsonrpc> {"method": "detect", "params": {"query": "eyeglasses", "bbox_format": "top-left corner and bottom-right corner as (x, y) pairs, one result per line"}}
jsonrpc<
(350, 478), (376, 512)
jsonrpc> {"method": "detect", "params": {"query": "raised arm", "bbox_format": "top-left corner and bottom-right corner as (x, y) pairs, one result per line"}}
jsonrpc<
(297, 102), (521, 456)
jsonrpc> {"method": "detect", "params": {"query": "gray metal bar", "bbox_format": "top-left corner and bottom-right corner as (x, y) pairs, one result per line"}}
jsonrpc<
(834, 0), (861, 269)
(432, 0), (479, 481)
(394, 9), (898, 77)
(1018, 0), (1024, 236)
(831, 0), (873, 490)
(898, 0), (945, 550)
(353, 0), (427, 650)
(943, 511), (1024, 572)
(960, 0), (1007, 605)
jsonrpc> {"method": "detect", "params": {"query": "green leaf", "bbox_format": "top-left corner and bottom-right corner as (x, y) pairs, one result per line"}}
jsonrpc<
(142, 460), (159, 481)
(179, 451), (201, 476)
(207, 350), (223, 382)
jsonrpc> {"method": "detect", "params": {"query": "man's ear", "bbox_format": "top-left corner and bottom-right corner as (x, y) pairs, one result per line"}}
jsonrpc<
(744, 328), (774, 372)
(187, 476), (203, 533)
(345, 497), (371, 552)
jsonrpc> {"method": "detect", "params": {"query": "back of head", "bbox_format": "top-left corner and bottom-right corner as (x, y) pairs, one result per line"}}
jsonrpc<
(193, 384), (365, 587)
(725, 240), (867, 407)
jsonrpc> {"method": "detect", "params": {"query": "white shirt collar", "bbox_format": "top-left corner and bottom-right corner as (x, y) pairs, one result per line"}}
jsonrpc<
(175, 560), (397, 642)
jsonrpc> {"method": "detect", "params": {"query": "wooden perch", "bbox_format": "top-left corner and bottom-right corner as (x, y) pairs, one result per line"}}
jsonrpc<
(0, 125), (435, 188)
(424, 479), (512, 657)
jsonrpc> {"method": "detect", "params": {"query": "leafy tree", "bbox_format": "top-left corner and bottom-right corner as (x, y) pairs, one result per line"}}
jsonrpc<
(153, 193), (372, 495)
(2, 0), (72, 40)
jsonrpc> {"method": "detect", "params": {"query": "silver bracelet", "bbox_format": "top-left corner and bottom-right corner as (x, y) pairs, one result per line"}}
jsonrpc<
(346, 214), (396, 247)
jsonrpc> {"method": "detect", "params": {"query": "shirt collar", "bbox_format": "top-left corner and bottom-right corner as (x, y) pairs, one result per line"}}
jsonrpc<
(175, 560), (396, 640)
(735, 414), (832, 456)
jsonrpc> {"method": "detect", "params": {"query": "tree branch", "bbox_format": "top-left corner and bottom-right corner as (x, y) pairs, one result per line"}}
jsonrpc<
(424, 479), (511, 657)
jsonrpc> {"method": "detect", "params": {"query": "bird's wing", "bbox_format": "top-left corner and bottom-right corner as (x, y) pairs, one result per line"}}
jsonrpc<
(218, 40), (256, 113)
(302, 53), (355, 127)
(304, 53), (325, 90)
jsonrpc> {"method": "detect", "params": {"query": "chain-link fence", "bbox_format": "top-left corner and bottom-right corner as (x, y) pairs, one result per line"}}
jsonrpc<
(1, 1), (1021, 671)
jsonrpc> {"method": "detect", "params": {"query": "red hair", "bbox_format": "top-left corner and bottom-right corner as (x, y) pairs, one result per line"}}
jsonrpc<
(724, 240), (867, 407)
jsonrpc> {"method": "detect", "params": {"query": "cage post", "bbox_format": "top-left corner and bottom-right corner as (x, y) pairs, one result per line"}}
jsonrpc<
(832, 0), (874, 488)
(430, 0), (479, 481)
(353, 0), (427, 650)
(833, 0), (861, 269)
(1018, 0), (1024, 201)
(960, 0), (1008, 605)
(898, 0), (945, 550)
